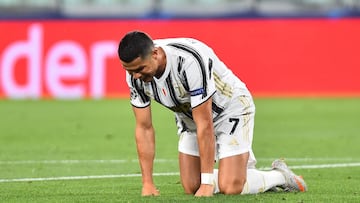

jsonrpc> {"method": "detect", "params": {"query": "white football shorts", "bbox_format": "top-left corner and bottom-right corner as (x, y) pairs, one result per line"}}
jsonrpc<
(178, 95), (257, 168)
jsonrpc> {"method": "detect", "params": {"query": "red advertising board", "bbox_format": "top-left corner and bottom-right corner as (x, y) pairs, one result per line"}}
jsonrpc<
(1, 19), (360, 99)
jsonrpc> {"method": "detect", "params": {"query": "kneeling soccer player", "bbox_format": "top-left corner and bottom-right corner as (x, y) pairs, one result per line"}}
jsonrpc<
(117, 30), (307, 196)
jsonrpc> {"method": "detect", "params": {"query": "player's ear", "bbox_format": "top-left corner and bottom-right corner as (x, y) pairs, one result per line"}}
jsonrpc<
(152, 47), (159, 59)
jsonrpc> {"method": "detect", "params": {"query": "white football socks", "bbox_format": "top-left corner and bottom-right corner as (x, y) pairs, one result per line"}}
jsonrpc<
(212, 168), (285, 194)
(241, 169), (285, 194)
(213, 169), (220, 194)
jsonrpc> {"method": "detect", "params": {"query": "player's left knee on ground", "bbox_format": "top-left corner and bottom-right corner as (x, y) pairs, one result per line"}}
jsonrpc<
(219, 176), (246, 195)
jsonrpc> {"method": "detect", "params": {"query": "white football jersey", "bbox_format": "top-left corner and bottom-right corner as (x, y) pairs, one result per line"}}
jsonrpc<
(126, 38), (253, 134)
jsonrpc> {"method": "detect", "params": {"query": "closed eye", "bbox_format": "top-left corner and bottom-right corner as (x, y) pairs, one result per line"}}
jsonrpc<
(133, 66), (145, 73)
(128, 66), (145, 74)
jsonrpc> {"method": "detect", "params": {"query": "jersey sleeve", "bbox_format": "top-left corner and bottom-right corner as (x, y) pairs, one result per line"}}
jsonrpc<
(181, 47), (216, 108)
(126, 72), (150, 108)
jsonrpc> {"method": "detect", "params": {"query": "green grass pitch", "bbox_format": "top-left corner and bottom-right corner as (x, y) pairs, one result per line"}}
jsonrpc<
(0, 98), (359, 202)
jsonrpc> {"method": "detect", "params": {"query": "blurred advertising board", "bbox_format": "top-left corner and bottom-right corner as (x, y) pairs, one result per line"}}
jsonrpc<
(1, 19), (359, 99)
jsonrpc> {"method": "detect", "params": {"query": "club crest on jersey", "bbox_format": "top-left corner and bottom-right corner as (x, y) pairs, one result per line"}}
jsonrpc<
(190, 88), (205, 96)
(130, 87), (138, 101)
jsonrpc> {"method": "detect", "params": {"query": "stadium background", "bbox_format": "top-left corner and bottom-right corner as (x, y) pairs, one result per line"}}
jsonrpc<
(1, 0), (360, 99)
(1, 2), (360, 202)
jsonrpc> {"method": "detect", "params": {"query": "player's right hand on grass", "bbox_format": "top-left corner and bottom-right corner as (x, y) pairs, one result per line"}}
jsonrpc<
(194, 184), (214, 197)
(141, 183), (160, 196)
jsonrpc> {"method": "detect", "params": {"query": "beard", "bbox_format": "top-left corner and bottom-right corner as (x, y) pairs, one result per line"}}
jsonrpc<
(141, 75), (154, 82)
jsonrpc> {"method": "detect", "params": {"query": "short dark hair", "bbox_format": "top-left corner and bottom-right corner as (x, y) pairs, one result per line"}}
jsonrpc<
(118, 31), (154, 63)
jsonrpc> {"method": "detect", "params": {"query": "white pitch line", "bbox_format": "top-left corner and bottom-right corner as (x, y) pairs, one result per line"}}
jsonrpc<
(1, 163), (360, 183)
(0, 160), (127, 164)
(0, 172), (179, 183)
(0, 159), (177, 165)
(289, 162), (360, 169)
(1, 158), (359, 165)
(262, 157), (360, 162)
(257, 162), (360, 170)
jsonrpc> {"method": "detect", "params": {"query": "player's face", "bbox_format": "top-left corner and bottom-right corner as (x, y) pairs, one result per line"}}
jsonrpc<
(121, 51), (158, 82)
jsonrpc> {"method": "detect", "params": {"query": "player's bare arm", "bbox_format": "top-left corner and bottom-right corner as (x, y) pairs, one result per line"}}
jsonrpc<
(132, 105), (159, 196)
(192, 97), (215, 197)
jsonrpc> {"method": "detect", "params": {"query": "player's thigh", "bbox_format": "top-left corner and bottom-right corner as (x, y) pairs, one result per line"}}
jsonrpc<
(218, 152), (249, 193)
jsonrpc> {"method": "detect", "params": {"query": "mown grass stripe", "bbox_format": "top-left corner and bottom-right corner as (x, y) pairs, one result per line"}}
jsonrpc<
(1, 163), (359, 183)
(1, 158), (359, 165)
